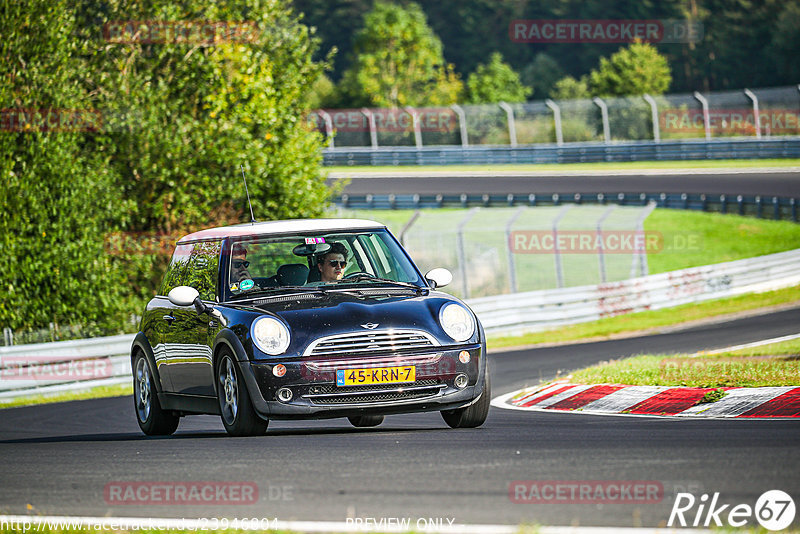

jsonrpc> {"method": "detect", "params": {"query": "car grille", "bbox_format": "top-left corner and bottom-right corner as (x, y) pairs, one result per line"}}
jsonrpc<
(309, 379), (439, 395)
(303, 329), (439, 356)
(305, 381), (444, 405)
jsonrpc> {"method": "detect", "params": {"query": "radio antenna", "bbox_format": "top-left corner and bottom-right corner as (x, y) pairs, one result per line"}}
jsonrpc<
(240, 164), (256, 224)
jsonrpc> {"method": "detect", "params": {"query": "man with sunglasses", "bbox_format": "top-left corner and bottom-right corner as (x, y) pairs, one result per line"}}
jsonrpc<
(230, 244), (252, 282)
(317, 242), (348, 283)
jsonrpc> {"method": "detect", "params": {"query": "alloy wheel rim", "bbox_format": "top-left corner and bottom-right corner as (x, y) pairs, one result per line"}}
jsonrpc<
(135, 358), (151, 422)
(219, 357), (238, 424)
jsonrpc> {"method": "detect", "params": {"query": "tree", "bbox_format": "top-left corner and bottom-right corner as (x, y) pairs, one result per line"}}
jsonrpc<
(466, 52), (531, 104)
(550, 76), (590, 100)
(520, 53), (565, 101)
(0, 0), (129, 332)
(338, 1), (463, 107)
(588, 42), (671, 97)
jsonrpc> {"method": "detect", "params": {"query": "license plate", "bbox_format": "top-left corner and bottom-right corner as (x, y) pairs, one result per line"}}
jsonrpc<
(336, 366), (415, 387)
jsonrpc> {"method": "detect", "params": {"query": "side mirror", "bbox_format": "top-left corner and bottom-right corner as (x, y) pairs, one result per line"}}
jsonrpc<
(425, 268), (452, 289)
(168, 286), (199, 307)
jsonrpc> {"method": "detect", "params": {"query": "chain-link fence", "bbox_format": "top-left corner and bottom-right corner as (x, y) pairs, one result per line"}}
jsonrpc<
(310, 85), (800, 148)
(335, 205), (655, 300)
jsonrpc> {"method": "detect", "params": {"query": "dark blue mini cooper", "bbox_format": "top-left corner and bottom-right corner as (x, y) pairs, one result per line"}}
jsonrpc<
(131, 219), (490, 436)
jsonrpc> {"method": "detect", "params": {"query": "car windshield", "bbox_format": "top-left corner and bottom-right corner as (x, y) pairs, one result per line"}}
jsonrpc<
(226, 229), (424, 298)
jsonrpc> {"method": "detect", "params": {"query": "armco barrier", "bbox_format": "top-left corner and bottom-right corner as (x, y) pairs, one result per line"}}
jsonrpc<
(1, 249), (799, 398)
(323, 137), (800, 166)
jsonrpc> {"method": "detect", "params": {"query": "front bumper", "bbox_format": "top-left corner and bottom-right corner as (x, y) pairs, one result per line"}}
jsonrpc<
(239, 345), (486, 420)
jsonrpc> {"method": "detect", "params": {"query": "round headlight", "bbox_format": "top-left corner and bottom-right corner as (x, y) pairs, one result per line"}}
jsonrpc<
(251, 316), (291, 355)
(439, 302), (475, 342)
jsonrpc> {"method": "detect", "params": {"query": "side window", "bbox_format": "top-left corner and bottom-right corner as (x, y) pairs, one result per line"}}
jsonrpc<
(186, 241), (222, 301)
(160, 244), (193, 296)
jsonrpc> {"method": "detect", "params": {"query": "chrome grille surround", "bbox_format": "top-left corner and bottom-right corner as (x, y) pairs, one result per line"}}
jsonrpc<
(303, 329), (439, 357)
(304, 352), (442, 372)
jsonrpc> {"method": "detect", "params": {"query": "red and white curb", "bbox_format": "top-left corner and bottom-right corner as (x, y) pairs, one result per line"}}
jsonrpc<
(492, 382), (800, 418)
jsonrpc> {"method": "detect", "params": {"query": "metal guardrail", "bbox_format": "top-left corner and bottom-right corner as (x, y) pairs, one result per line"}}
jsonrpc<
(323, 137), (800, 166)
(336, 193), (799, 222)
(1, 248), (798, 398)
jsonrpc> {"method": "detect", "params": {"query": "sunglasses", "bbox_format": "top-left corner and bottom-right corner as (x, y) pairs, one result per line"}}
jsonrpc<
(327, 260), (347, 268)
(232, 260), (250, 269)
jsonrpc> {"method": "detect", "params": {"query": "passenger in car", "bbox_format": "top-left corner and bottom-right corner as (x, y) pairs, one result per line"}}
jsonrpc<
(317, 242), (348, 283)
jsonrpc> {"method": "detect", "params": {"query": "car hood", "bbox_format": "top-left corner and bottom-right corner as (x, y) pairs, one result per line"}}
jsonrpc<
(225, 289), (470, 355)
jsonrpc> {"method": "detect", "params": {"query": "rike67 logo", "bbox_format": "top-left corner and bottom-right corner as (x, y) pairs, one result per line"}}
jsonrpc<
(669, 490), (795, 531)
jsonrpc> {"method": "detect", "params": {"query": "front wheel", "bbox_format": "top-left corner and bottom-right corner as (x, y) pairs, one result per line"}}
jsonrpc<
(217, 352), (268, 437)
(133, 352), (179, 436)
(348, 415), (384, 427)
(441, 360), (491, 429)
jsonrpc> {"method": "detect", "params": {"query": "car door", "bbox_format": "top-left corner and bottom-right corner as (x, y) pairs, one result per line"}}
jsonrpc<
(166, 240), (221, 397)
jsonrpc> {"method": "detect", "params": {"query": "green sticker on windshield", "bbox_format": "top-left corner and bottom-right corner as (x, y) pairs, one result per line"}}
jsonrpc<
(240, 279), (255, 291)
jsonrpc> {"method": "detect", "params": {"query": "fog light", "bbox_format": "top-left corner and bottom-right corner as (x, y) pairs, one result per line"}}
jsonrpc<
(455, 373), (468, 389)
(458, 350), (470, 363)
(276, 387), (293, 402)
(273, 364), (286, 377)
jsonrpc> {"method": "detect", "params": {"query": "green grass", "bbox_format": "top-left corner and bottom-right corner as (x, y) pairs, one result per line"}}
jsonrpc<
(565, 338), (800, 388)
(644, 209), (800, 274)
(0, 383), (132, 409)
(326, 158), (800, 173)
(488, 284), (800, 349)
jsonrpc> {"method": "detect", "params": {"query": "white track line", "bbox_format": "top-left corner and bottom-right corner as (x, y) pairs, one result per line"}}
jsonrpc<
(699, 332), (800, 355)
(329, 167), (800, 179)
(0, 515), (711, 533)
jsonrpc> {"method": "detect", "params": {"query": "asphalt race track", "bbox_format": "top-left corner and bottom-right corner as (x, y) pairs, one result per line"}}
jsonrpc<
(1, 307), (799, 528)
(332, 169), (800, 198)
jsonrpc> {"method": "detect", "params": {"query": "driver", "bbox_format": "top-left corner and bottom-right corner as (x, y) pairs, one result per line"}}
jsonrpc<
(230, 244), (252, 283)
(317, 242), (348, 283)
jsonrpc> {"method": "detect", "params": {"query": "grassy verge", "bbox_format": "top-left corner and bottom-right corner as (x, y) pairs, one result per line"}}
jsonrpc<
(565, 338), (800, 388)
(487, 284), (800, 350)
(326, 158), (800, 173)
(0, 383), (132, 409)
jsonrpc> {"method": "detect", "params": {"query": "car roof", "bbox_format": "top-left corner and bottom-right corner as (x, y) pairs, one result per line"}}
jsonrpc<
(177, 218), (387, 243)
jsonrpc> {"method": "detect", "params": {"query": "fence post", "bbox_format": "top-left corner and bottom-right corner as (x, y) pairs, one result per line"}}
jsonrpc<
(552, 205), (572, 288)
(450, 104), (469, 147)
(505, 206), (526, 293)
(693, 92), (711, 140)
(404, 106), (423, 149)
(595, 205), (616, 283)
(643, 94), (660, 142)
(2, 327), (12, 346)
(743, 88), (761, 139)
(593, 97), (610, 143)
(456, 208), (480, 298)
(545, 99), (564, 145)
(632, 201), (657, 278)
(398, 210), (421, 246)
(316, 110), (335, 149)
(498, 102), (518, 147)
(361, 108), (378, 149)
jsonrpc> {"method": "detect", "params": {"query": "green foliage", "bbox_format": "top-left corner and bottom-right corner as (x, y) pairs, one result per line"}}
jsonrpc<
(550, 76), (590, 100)
(0, 0), (130, 332)
(1, 0), (333, 334)
(466, 52), (531, 104)
(338, 1), (464, 107)
(519, 53), (565, 101)
(588, 42), (672, 97)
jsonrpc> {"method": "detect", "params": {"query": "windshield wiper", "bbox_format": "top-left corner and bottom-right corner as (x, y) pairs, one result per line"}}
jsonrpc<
(338, 274), (426, 293)
(229, 285), (326, 300)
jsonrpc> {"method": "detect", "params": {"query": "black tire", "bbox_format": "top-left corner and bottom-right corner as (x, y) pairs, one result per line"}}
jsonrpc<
(347, 415), (385, 427)
(441, 360), (491, 429)
(133, 352), (179, 436)
(217, 351), (268, 437)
